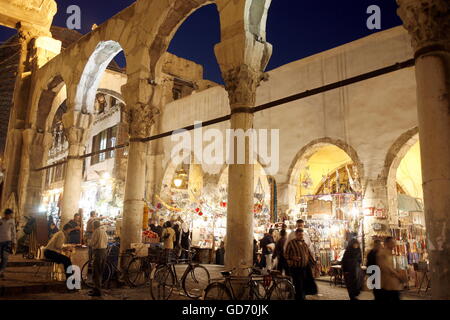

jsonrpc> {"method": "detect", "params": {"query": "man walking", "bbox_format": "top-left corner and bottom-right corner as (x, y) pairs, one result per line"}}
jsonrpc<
(366, 239), (383, 300)
(284, 220), (313, 255)
(89, 220), (108, 297)
(377, 237), (405, 301)
(285, 229), (317, 300)
(274, 229), (289, 275)
(0, 209), (16, 279)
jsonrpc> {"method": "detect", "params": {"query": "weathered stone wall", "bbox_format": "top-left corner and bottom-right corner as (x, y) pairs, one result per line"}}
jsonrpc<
(157, 26), (418, 216)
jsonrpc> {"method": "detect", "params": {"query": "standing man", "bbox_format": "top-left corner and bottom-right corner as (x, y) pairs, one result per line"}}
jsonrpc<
(153, 219), (164, 239)
(67, 213), (82, 244)
(86, 211), (104, 260)
(161, 221), (176, 250)
(89, 220), (108, 297)
(260, 229), (275, 270)
(285, 229), (317, 300)
(0, 209), (16, 279)
(377, 237), (405, 301)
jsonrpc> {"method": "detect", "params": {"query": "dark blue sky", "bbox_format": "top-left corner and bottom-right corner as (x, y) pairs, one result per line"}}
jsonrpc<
(0, 0), (402, 83)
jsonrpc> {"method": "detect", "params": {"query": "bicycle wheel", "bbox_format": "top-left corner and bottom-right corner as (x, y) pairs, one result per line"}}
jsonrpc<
(126, 257), (150, 287)
(81, 260), (94, 288)
(182, 265), (211, 299)
(102, 262), (113, 289)
(250, 280), (268, 300)
(150, 265), (176, 300)
(81, 260), (112, 289)
(203, 282), (232, 300)
(268, 279), (296, 300)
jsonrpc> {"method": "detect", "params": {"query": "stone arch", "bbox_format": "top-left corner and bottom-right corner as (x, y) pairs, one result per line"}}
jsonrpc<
(32, 74), (67, 133)
(74, 40), (126, 113)
(218, 162), (272, 201)
(287, 137), (364, 209)
(147, 0), (216, 81)
(382, 127), (420, 218)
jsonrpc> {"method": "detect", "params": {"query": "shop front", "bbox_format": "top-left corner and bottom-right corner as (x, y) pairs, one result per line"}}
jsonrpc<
(287, 145), (365, 276)
(145, 163), (272, 264)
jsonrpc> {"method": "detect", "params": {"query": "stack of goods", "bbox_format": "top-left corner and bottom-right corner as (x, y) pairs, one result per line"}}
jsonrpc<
(142, 230), (160, 244)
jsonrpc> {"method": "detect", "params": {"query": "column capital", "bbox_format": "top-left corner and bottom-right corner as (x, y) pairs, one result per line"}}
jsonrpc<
(128, 103), (160, 140)
(397, 0), (450, 53)
(62, 111), (93, 156)
(215, 32), (272, 110)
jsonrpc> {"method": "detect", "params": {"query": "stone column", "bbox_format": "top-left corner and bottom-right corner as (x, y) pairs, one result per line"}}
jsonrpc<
(121, 102), (159, 252)
(398, 0), (450, 300)
(60, 111), (93, 226)
(362, 179), (390, 256)
(2, 27), (61, 214)
(215, 32), (272, 270)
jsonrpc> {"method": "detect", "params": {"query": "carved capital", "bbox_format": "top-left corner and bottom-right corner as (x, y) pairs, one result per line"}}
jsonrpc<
(62, 112), (93, 156)
(397, 0), (450, 52)
(128, 103), (160, 139)
(222, 64), (262, 109)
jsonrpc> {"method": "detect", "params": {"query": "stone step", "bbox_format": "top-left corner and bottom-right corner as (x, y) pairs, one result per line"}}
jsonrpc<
(7, 261), (49, 268)
(0, 282), (67, 297)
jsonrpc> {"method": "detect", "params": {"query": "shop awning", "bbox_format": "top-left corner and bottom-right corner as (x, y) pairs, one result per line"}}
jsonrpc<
(397, 194), (423, 212)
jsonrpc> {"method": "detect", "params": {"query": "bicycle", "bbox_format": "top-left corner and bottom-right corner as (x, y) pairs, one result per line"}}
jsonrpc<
(149, 248), (211, 300)
(81, 244), (136, 289)
(126, 251), (155, 288)
(203, 267), (295, 300)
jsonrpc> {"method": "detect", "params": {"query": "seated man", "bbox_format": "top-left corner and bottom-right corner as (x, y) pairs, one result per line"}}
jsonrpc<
(44, 224), (74, 280)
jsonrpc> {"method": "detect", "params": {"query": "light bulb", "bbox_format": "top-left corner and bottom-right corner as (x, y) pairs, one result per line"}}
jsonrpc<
(174, 178), (183, 188)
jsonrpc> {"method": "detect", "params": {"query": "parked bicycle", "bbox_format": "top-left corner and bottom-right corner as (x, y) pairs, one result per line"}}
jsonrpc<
(126, 251), (155, 288)
(203, 266), (295, 300)
(81, 242), (136, 289)
(149, 248), (210, 300)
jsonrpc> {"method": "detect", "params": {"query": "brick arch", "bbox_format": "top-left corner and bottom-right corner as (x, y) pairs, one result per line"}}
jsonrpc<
(287, 137), (365, 209)
(381, 127), (420, 218)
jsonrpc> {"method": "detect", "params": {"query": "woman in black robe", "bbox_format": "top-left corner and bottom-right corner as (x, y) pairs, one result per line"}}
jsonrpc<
(341, 239), (363, 300)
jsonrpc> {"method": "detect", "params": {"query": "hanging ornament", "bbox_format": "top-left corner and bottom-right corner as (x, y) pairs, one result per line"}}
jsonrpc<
(199, 211), (204, 216)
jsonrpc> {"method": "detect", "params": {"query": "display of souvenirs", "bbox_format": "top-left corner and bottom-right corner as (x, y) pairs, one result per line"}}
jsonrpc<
(307, 199), (332, 215)
(390, 225), (428, 270)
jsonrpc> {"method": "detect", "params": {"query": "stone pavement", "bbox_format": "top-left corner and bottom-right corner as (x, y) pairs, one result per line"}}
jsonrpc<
(0, 263), (430, 301)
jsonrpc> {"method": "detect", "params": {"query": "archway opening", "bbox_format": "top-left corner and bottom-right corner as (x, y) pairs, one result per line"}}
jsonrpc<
(289, 143), (363, 276)
(387, 138), (427, 276)
(167, 4), (221, 84)
(152, 160), (272, 263)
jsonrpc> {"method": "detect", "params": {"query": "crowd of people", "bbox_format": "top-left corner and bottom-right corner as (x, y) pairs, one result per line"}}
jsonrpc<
(0, 209), (409, 300)
(256, 219), (408, 301)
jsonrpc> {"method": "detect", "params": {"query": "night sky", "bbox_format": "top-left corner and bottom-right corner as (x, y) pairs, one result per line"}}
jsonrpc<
(0, 0), (402, 83)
